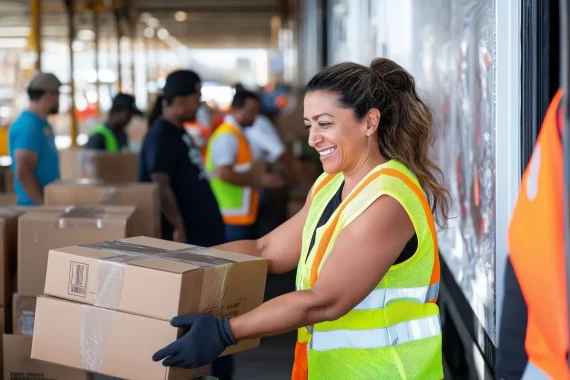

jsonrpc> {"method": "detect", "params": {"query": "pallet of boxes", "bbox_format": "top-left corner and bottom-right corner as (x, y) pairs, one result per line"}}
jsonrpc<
(3, 149), (269, 380)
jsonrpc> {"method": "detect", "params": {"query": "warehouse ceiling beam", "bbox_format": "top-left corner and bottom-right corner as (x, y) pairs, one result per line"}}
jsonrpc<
(41, 1), (112, 13)
(134, 5), (276, 13)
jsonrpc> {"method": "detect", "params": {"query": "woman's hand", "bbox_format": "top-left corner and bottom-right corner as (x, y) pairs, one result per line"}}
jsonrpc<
(152, 314), (237, 369)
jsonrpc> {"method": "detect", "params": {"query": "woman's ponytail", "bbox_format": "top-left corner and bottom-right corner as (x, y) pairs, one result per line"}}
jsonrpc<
(147, 95), (164, 129)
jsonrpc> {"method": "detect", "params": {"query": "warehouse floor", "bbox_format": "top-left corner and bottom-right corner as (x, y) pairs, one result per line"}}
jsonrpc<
(234, 332), (296, 379)
(234, 271), (297, 379)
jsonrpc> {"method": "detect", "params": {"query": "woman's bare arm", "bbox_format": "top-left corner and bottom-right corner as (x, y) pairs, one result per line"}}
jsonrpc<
(229, 195), (415, 340)
(216, 190), (313, 274)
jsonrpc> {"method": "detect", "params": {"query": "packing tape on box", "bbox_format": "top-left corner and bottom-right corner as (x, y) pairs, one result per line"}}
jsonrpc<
(99, 186), (120, 202)
(78, 150), (98, 178)
(60, 178), (103, 186)
(82, 241), (234, 312)
(78, 241), (234, 372)
(80, 304), (115, 372)
(57, 206), (108, 229)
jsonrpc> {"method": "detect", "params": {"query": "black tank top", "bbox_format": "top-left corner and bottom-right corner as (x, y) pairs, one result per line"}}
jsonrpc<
(306, 182), (418, 264)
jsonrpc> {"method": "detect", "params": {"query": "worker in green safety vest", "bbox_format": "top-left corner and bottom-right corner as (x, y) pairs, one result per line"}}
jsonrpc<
(85, 93), (142, 152)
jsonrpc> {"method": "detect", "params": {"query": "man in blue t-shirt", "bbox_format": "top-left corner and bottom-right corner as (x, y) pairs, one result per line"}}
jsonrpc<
(9, 73), (62, 205)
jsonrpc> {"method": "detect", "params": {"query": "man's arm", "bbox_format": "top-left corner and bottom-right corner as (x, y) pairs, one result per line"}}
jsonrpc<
(214, 165), (261, 187)
(14, 150), (43, 204)
(151, 172), (184, 228)
(211, 133), (284, 189)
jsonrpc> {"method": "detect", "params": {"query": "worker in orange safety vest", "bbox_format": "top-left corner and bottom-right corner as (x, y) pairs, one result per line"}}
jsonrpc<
(497, 89), (569, 380)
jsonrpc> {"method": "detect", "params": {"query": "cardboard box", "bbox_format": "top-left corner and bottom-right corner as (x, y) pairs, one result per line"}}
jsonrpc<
(0, 208), (23, 307)
(18, 206), (136, 297)
(3, 168), (13, 193)
(13, 293), (36, 335)
(5, 334), (91, 380)
(60, 149), (138, 184)
(0, 193), (17, 206)
(45, 181), (161, 238)
(31, 296), (215, 380)
(43, 236), (268, 322)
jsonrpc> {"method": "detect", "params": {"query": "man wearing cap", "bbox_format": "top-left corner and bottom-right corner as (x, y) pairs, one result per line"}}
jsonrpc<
(9, 72), (62, 205)
(139, 70), (225, 248)
(85, 93), (142, 152)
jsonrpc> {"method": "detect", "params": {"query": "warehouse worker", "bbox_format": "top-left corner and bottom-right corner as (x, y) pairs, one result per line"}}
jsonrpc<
(9, 72), (62, 205)
(85, 93), (142, 151)
(496, 89), (569, 380)
(206, 90), (285, 242)
(139, 70), (225, 247)
(154, 58), (450, 379)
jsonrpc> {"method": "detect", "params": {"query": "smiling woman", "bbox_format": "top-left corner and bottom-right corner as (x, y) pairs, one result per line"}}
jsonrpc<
(153, 58), (451, 380)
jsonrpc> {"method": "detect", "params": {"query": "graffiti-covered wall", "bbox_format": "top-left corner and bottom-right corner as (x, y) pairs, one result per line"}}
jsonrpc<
(326, 0), (500, 343)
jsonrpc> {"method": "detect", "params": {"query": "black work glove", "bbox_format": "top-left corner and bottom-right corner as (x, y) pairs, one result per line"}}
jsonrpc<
(152, 314), (237, 369)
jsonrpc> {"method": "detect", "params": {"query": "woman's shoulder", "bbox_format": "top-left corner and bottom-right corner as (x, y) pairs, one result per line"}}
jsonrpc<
(375, 160), (422, 188)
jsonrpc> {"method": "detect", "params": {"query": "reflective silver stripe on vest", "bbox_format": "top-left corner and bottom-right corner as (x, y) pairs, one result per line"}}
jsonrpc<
(521, 362), (551, 380)
(311, 315), (441, 351)
(354, 282), (440, 310)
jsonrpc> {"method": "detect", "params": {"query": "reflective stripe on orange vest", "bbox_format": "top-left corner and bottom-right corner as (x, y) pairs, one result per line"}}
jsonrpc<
(509, 89), (570, 380)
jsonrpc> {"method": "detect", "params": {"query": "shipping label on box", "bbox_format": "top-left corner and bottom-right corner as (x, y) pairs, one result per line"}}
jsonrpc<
(5, 334), (91, 380)
(18, 206), (136, 297)
(45, 181), (161, 238)
(44, 236), (268, 325)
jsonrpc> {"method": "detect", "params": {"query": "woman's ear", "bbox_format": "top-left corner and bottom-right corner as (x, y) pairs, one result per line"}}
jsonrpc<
(365, 108), (381, 136)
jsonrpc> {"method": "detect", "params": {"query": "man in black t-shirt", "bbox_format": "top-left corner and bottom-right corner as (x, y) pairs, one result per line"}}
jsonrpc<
(138, 70), (225, 247)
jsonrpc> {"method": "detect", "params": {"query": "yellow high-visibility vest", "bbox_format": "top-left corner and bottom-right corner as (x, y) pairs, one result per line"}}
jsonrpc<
(294, 160), (443, 380)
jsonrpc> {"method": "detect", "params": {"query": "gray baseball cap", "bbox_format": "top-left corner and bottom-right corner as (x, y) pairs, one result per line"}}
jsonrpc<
(28, 73), (62, 93)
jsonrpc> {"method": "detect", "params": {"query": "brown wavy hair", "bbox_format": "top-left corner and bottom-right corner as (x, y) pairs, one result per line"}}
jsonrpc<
(305, 58), (451, 228)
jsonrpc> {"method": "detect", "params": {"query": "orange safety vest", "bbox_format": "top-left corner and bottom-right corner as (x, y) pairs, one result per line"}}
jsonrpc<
(205, 121), (259, 226)
(509, 89), (570, 380)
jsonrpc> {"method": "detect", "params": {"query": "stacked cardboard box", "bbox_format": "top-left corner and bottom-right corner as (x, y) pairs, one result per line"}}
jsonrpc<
(59, 149), (138, 184)
(4, 205), (136, 379)
(2, 170), (13, 195)
(17, 206), (136, 297)
(0, 208), (22, 309)
(0, 166), (14, 194)
(4, 334), (91, 380)
(45, 181), (161, 238)
(0, 194), (17, 207)
(32, 236), (268, 380)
